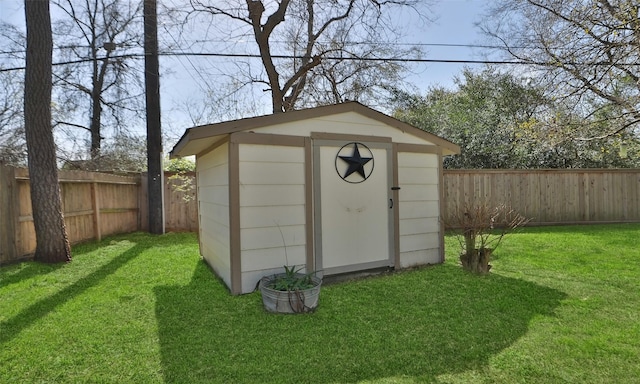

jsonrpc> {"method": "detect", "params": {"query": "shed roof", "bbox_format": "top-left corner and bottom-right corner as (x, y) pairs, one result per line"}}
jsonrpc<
(170, 101), (460, 158)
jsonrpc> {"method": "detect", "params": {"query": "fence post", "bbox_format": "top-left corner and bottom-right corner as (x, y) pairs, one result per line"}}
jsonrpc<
(139, 172), (149, 232)
(0, 165), (18, 264)
(91, 182), (102, 242)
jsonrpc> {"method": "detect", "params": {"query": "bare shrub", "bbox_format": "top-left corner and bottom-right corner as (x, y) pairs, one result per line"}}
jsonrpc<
(447, 201), (530, 274)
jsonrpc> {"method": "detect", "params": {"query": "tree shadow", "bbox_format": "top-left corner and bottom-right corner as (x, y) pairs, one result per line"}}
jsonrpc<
(0, 262), (65, 289)
(155, 262), (566, 383)
(0, 242), (149, 345)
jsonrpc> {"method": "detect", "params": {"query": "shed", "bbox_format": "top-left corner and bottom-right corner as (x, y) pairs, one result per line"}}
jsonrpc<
(170, 101), (460, 294)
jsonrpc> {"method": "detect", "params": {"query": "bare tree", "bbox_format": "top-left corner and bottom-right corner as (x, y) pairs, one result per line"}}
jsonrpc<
(177, 80), (261, 125)
(0, 23), (27, 165)
(447, 201), (530, 274)
(0, 68), (26, 166)
(289, 22), (419, 110)
(481, 0), (640, 139)
(52, 0), (144, 162)
(24, 0), (71, 263)
(187, 0), (429, 113)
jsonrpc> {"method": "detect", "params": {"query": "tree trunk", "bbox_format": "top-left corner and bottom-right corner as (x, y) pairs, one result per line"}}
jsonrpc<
(460, 248), (492, 274)
(90, 70), (103, 161)
(24, 0), (71, 263)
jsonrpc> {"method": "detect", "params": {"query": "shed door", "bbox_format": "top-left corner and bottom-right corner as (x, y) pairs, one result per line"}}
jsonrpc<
(314, 140), (394, 275)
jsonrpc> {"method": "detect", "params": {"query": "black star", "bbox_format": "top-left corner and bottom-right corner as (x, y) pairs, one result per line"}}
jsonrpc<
(339, 143), (372, 179)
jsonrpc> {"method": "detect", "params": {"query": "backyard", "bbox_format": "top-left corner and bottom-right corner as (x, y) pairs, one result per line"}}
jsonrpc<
(1, 224), (639, 383)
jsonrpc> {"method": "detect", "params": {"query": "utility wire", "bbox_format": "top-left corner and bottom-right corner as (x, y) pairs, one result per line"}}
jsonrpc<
(0, 42), (561, 57)
(2, 51), (639, 72)
(159, 0), (214, 93)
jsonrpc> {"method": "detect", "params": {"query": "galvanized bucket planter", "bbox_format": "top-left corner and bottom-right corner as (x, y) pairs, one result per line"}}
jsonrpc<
(259, 273), (322, 314)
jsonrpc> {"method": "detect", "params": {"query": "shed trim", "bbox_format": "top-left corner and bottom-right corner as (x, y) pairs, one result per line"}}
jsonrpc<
(228, 139), (242, 294)
(396, 143), (440, 154)
(231, 131), (306, 147)
(392, 144), (401, 269)
(304, 137), (314, 273)
(438, 151), (445, 263)
(311, 132), (393, 143)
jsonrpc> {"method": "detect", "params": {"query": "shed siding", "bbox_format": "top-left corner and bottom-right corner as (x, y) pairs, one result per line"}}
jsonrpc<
(255, 112), (433, 146)
(197, 144), (231, 286)
(238, 144), (307, 293)
(397, 152), (440, 267)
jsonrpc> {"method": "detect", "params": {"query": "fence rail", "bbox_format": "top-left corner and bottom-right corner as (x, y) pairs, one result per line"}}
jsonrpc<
(1, 165), (639, 264)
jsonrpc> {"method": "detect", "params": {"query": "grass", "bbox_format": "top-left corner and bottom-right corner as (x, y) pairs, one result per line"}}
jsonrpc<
(0, 224), (639, 383)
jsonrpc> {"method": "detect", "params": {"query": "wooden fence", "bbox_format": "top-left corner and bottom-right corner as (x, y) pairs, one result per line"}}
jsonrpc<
(0, 166), (197, 264)
(2, 165), (639, 264)
(443, 169), (640, 225)
(139, 172), (198, 233)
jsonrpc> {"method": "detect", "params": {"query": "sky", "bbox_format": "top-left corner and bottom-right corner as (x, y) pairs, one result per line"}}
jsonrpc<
(0, 0), (488, 137)
(409, 0), (488, 88)
(159, 0), (489, 128)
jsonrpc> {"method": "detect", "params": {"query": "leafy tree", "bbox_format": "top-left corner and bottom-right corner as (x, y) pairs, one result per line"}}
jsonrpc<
(392, 67), (640, 168)
(164, 157), (195, 173)
(481, 0), (640, 139)
(393, 68), (549, 168)
(24, 0), (71, 263)
(186, 0), (428, 113)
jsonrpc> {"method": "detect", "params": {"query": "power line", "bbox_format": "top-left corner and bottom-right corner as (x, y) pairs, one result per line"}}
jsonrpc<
(159, 0), (214, 93)
(2, 51), (640, 72)
(0, 42), (546, 57)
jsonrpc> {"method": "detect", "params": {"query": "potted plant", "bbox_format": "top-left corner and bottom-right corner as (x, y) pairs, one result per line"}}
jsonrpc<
(259, 265), (322, 314)
(447, 201), (530, 274)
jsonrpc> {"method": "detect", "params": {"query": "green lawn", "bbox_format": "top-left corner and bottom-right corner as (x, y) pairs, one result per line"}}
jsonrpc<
(1, 225), (639, 383)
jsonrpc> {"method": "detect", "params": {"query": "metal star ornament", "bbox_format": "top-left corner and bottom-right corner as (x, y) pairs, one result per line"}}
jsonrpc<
(336, 142), (374, 183)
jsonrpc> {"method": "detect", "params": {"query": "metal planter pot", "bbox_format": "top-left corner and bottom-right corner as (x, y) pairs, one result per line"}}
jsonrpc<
(259, 273), (322, 314)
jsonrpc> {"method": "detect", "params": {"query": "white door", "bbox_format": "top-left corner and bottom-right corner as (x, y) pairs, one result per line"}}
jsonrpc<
(314, 140), (394, 275)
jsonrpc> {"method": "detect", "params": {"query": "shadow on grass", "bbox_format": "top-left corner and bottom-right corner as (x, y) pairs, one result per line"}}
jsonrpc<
(0, 242), (149, 345)
(155, 262), (566, 383)
(0, 262), (65, 289)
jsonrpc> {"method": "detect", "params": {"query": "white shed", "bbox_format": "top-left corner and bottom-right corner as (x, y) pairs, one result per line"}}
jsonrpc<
(170, 102), (459, 294)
